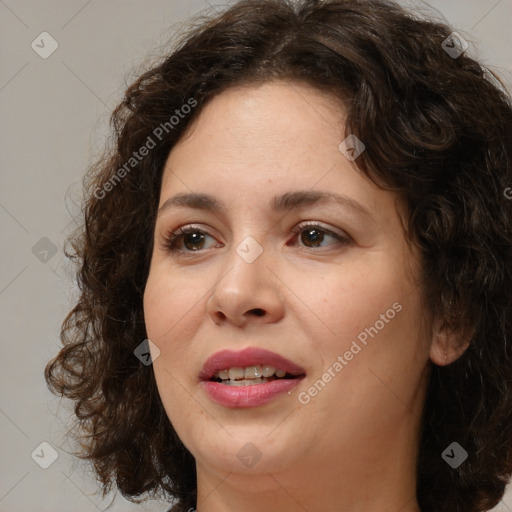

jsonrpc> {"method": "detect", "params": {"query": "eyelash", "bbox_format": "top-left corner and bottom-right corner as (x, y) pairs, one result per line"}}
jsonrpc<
(162, 222), (350, 256)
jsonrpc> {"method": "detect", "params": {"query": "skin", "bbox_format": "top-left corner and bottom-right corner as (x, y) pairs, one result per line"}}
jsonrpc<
(143, 81), (467, 512)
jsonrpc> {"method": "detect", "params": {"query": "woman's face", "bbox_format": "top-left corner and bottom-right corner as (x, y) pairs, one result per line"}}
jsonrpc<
(144, 81), (433, 498)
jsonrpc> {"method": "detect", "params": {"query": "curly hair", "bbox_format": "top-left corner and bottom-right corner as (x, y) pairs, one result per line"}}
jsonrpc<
(45, 0), (512, 511)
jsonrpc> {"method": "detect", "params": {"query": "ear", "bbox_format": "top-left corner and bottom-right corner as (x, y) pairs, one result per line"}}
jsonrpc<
(429, 317), (471, 366)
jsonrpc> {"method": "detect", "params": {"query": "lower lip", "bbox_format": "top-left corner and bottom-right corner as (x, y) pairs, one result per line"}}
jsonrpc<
(202, 378), (304, 408)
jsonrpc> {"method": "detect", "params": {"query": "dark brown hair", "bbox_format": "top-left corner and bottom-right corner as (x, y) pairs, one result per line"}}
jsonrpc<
(45, 0), (512, 511)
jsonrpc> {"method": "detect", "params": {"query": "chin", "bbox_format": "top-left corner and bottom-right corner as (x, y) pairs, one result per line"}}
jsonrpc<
(189, 427), (296, 474)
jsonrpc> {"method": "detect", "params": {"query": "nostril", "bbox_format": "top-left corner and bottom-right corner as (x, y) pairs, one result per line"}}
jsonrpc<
(252, 308), (265, 316)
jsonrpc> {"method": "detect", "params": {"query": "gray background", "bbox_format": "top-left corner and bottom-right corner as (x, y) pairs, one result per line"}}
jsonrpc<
(1, 1), (511, 511)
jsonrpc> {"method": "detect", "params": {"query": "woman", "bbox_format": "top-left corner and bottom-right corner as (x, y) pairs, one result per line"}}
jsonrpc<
(45, 0), (512, 511)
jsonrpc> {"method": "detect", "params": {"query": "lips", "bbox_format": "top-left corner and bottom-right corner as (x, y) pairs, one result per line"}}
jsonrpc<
(200, 347), (306, 408)
(199, 347), (306, 381)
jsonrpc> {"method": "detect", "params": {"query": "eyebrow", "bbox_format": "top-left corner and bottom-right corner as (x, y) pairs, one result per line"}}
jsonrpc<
(157, 190), (373, 219)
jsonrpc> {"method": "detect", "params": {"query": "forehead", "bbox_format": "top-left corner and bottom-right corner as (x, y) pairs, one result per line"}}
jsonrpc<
(164, 81), (346, 167)
(158, 81), (406, 231)
(161, 82), (361, 191)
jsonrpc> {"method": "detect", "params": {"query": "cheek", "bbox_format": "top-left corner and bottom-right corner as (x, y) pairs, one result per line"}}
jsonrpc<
(302, 278), (427, 437)
(323, 283), (427, 407)
(298, 259), (406, 341)
(299, 255), (427, 377)
(144, 267), (201, 339)
(143, 272), (199, 421)
(143, 269), (201, 382)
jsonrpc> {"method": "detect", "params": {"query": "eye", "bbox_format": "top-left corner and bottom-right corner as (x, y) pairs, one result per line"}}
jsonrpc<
(163, 225), (221, 254)
(162, 222), (350, 256)
(289, 222), (350, 249)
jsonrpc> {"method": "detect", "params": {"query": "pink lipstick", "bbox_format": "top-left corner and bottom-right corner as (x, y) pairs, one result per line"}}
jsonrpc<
(200, 347), (305, 408)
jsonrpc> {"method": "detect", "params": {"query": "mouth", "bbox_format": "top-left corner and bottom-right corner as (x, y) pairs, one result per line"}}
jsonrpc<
(210, 365), (300, 386)
(200, 347), (306, 387)
(200, 347), (306, 408)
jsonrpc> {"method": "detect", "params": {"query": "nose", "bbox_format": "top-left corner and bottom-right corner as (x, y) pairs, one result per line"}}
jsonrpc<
(206, 242), (285, 328)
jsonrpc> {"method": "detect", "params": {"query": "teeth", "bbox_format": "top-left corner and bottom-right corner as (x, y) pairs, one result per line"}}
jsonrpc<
(228, 367), (245, 380)
(213, 365), (288, 382)
(244, 365), (262, 378)
(262, 365), (276, 377)
(223, 377), (271, 386)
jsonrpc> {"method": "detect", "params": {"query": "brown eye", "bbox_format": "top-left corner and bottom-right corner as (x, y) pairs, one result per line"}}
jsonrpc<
(164, 226), (219, 253)
(299, 227), (325, 248)
(181, 231), (206, 251)
(290, 222), (350, 249)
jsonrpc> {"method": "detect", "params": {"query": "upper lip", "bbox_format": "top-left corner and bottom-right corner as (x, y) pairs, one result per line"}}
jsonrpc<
(200, 347), (306, 380)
